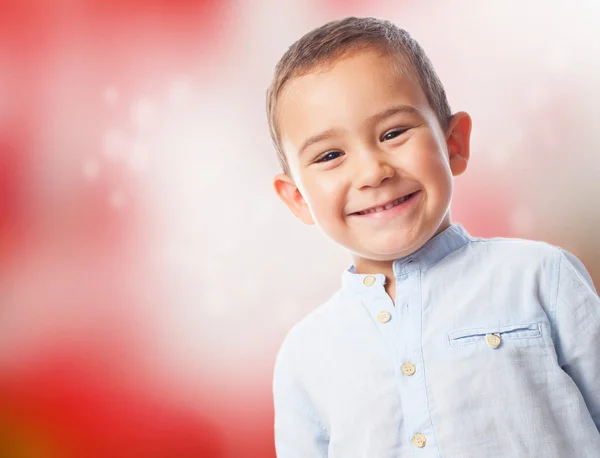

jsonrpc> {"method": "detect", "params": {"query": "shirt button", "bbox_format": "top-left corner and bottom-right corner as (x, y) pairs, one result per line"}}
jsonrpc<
(412, 433), (426, 448)
(486, 333), (502, 348)
(363, 275), (376, 287)
(401, 362), (416, 376)
(377, 311), (391, 323)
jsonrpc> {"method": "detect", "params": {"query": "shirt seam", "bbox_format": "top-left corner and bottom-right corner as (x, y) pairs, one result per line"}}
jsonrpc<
(418, 268), (443, 456)
(559, 248), (597, 292)
(550, 248), (561, 359)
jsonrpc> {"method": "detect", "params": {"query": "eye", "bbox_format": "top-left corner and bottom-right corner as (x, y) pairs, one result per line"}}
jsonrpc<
(381, 128), (408, 142)
(315, 151), (343, 163)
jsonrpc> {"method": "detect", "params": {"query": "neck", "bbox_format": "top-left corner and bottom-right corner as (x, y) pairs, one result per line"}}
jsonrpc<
(351, 217), (453, 287)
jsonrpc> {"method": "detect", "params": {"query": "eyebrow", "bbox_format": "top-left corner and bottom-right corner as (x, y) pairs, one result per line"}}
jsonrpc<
(297, 128), (341, 158)
(297, 105), (421, 157)
(365, 104), (421, 125)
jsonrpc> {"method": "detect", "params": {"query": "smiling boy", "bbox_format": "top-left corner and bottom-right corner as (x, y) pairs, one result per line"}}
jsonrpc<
(268, 17), (600, 457)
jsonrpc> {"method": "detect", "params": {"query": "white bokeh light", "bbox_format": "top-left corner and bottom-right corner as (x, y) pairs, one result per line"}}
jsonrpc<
(277, 297), (301, 326)
(129, 140), (149, 172)
(546, 44), (570, 75)
(203, 288), (228, 317)
(103, 129), (125, 161)
(82, 159), (100, 181)
(109, 189), (125, 209)
(510, 206), (535, 235)
(168, 79), (194, 108)
(132, 97), (158, 131)
(103, 85), (119, 106)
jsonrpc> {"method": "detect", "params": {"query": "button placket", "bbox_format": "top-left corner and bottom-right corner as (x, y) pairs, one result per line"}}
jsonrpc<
(412, 433), (427, 448)
(395, 265), (438, 452)
(401, 362), (416, 376)
(361, 275), (394, 326)
(377, 310), (391, 323)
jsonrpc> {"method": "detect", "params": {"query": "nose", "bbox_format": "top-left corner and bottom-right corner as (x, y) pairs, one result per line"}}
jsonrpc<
(353, 148), (395, 189)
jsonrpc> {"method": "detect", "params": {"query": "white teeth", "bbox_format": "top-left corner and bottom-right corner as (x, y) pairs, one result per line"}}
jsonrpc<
(358, 194), (412, 215)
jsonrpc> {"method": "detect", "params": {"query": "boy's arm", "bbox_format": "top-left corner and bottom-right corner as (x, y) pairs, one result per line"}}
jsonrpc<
(273, 336), (329, 458)
(553, 249), (600, 430)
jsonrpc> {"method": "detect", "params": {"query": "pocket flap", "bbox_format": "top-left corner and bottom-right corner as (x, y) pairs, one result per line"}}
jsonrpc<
(448, 322), (541, 347)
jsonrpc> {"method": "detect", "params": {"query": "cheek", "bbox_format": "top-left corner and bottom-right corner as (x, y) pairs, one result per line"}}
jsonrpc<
(413, 136), (452, 181)
(301, 174), (346, 218)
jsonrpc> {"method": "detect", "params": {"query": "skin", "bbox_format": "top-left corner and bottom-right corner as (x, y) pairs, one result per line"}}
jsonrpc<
(273, 48), (472, 304)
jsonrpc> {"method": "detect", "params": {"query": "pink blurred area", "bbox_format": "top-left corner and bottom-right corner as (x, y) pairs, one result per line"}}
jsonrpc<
(0, 1), (270, 457)
(1, 1), (599, 457)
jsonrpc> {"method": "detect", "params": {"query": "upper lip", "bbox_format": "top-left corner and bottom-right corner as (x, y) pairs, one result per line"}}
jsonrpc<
(350, 190), (419, 215)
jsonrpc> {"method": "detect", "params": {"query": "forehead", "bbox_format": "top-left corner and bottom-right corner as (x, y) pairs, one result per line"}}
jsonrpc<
(277, 49), (430, 153)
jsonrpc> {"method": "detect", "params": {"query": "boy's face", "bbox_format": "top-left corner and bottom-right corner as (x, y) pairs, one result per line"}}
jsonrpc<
(274, 49), (471, 265)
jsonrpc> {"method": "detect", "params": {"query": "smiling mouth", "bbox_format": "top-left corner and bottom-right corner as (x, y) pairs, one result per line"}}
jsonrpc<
(352, 191), (420, 215)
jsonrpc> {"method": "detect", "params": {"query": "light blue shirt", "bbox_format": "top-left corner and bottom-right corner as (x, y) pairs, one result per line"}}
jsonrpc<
(273, 224), (600, 457)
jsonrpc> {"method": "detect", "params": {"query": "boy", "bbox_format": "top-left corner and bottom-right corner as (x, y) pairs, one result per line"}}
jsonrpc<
(267, 17), (600, 457)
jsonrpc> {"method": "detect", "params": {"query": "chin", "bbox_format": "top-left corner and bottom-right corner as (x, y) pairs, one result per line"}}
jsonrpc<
(380, 234), (423, 253)
(356, 243), (418, 261)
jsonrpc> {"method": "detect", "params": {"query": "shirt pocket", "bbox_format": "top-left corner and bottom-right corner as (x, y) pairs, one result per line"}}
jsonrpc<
(447, 322), (542, 348)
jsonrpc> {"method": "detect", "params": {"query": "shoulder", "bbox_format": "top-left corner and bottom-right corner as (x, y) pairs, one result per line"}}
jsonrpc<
(555, 247), (597, 294)
(460, 234), (596, 290)
(276, 290), (345, 364)
(434, 234), (570, 287)
(463, 233), (564, 267)
(469, 233), (558, 254)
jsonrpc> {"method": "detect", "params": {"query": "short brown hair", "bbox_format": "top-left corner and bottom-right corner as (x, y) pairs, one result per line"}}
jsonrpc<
(266, 16), (452, 176)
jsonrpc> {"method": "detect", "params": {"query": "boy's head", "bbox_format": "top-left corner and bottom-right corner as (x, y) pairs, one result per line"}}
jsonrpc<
(268, 17), (471, 269)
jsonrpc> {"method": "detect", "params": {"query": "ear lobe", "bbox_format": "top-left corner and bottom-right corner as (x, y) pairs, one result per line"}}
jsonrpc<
(446, 111), (472, 177)
(273, 173), (315, 225)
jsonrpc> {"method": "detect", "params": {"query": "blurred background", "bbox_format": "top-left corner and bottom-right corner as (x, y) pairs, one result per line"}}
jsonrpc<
(1, 0), (599, 456)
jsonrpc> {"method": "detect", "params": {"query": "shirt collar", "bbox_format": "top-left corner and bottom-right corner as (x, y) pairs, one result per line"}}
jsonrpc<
(341, 223), (472, 294)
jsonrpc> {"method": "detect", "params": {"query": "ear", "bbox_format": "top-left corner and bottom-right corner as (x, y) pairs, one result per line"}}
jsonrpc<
(445, 111), (472, 177)
(273, 173), (315, 225)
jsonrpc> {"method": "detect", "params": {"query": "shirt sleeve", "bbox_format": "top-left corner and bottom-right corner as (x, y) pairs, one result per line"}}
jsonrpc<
(273, 335), (329, 458)
(553, 248), (600, 430)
